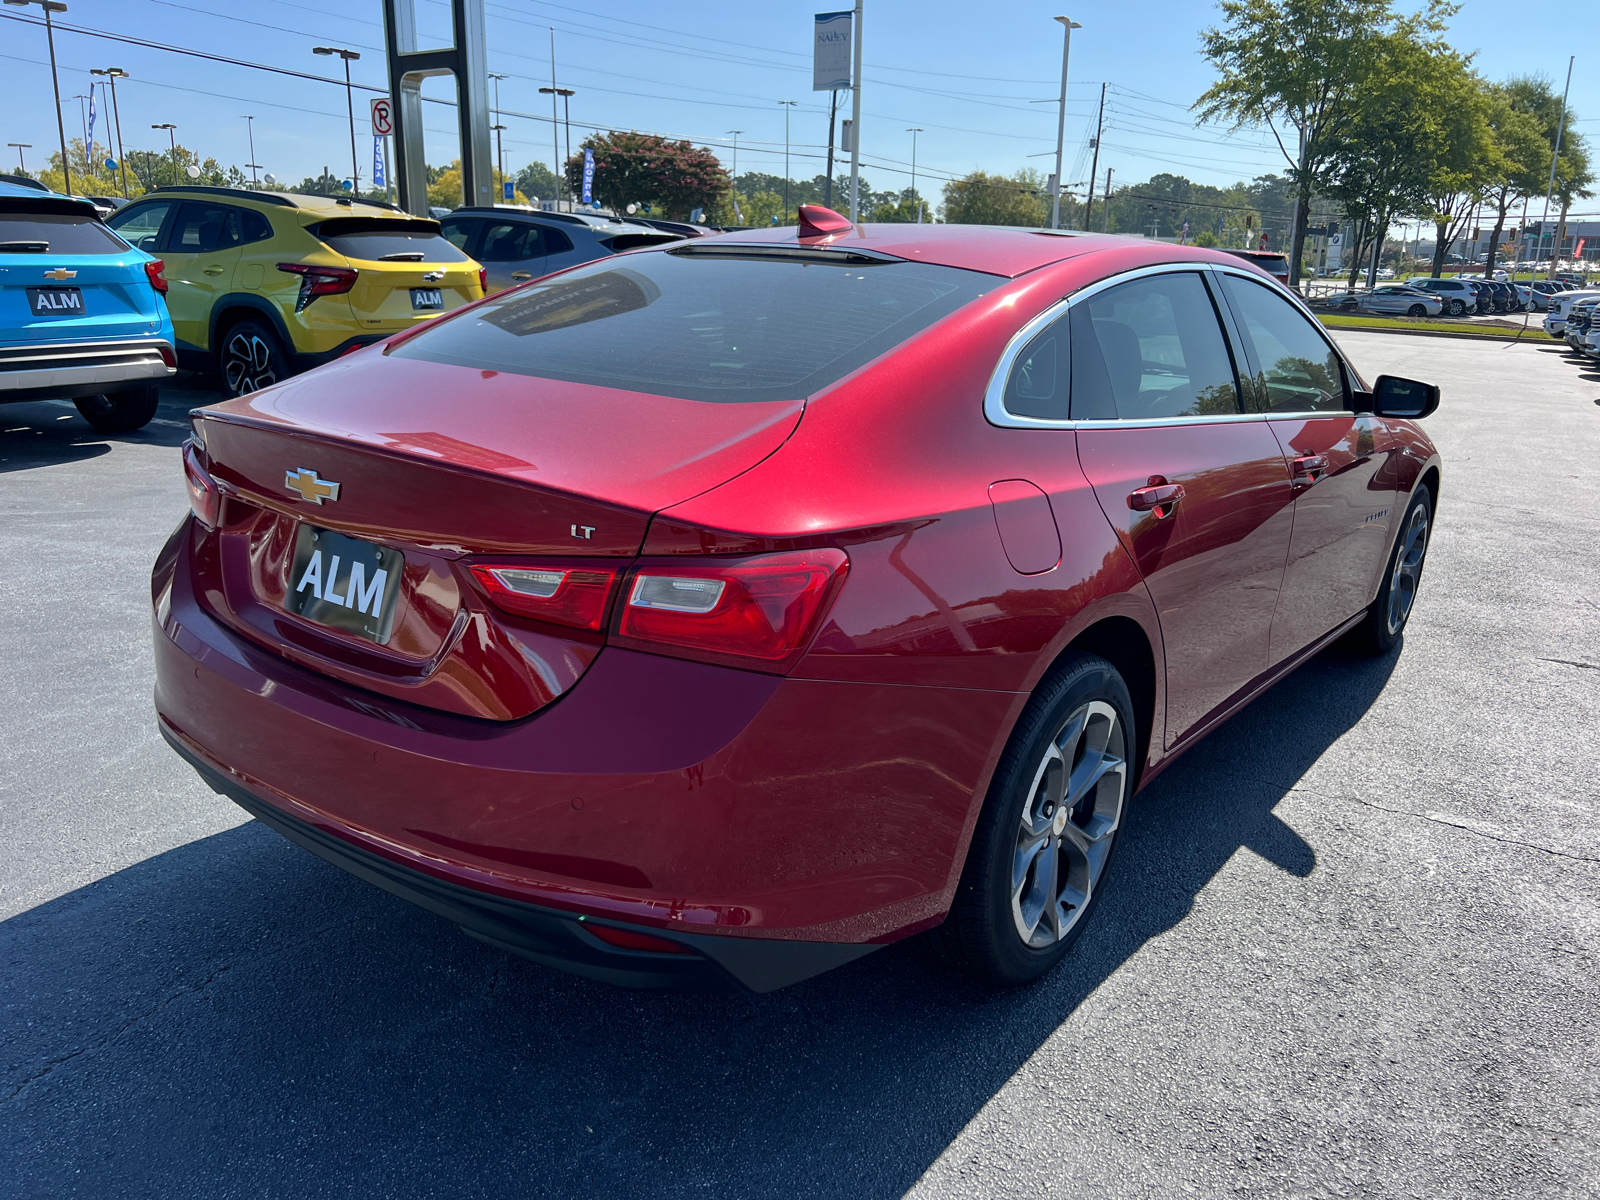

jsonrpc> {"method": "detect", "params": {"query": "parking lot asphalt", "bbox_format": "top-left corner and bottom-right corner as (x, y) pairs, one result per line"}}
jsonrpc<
(1, 335), (1596, 1199)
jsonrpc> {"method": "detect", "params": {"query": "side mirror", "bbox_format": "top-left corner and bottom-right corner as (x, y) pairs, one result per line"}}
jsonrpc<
(1372, 374), (1439, 420)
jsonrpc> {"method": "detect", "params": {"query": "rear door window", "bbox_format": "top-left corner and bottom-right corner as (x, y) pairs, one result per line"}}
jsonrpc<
(106, 200), (171, 251)
(1068, 271), (1242, 420)
(167, 202), (243, 253)
(440, 219), (478, 254)
(476, 221), (544, 262)
(388, 247), (995, 402)
(0, 211), (127, 254)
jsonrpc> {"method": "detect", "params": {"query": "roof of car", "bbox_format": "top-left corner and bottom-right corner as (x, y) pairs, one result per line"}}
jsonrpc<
(0, 181), (103, 216)
(699, 223), (1267, 279)
(142, 185), (408, 216)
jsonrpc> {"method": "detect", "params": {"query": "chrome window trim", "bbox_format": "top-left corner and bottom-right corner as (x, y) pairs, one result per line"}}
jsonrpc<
(983, 261), (1358, 430)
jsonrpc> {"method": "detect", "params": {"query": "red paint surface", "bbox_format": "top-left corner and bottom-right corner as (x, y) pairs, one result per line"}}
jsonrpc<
(155, 231), (1440, 950)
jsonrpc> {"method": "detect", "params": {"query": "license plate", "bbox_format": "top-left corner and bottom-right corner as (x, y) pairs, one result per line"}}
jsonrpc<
(287, 525), (402, 645)
(410, 288), (443, 311)
(27, 287), (84, 317)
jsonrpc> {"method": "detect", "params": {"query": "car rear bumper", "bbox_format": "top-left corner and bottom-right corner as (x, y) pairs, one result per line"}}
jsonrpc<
(0, 338), (175, 402)
(151, 519), (1012, 985)
(161, 724), (879, 992)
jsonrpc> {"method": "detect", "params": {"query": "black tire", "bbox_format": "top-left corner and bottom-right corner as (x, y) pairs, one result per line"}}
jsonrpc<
(1406, 304), (1426, 318)
(939, 653), (1136, 986)
(219, 318), (289, 396)
(1449, 300), (1466, 316)
(1348, 487), (1432, 656)
(73, 383), (159, 433)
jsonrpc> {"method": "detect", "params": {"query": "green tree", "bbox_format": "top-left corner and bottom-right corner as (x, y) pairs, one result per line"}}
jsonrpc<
(1477, 80), (1558, 276)
(1326, 28), (1471, 287)
(1414, 69), (1495, 278)
(870, 189), (929, 222)
(515, 160), (561, 204)
(562, 131), (729, 220)
(1197, 0), (1454, 286)
(941, 169), (1048, 226)
(1500, 76), (1593, 271)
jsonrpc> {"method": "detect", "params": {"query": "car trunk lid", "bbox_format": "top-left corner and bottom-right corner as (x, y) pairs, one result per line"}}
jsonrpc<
(187, 351), (803, 719)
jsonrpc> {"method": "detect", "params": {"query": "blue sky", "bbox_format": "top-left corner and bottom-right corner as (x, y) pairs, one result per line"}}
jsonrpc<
(1, 0), (1593, 208)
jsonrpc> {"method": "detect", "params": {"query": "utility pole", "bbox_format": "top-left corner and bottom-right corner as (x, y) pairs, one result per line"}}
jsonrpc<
(242, 115), (260, 186)
(151, 123), (177, 183)
(1102, 167), (1112, 232)
(824, 92), (838, 208)
(90, 68), (129, 198)
(847, 0), (863, 222)
(1049, 15), (1082, 229)
(5, 0), (73, 194)
(488, 72), (507, 194)
(906, 127), (922, 213)
(1083, 81), (1105, 231)
(313, 45), (362, 195)
(780, 99), (797, 224)
(1538, 54), (1574, 284)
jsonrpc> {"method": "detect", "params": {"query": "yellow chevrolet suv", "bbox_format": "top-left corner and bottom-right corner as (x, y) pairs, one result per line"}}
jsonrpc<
(106, 186), (483, 394)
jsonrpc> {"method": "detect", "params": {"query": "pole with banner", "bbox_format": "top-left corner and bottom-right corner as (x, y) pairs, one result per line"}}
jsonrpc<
(814, 9), (853, 216)
(582, 147), (594, 207)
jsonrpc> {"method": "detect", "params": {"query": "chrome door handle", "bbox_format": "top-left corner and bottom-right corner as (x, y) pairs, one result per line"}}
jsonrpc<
(510, 271), (532, 280)
(203, 266), (226, 276)
(1291, 454), (1327, 489)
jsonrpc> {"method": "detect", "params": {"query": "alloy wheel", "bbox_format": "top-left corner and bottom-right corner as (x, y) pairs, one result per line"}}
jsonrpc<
(1011, 699), (1127, 948)
(1386, 502), (1430, 635)
(223, 329), (279, 395)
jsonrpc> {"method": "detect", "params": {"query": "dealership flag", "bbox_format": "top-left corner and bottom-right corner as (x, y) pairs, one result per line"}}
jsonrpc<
(87, 85), (97, 155)
(814, 11), (853, 91)
(582, 148), (594, 204)
(372, 138), (385, 189)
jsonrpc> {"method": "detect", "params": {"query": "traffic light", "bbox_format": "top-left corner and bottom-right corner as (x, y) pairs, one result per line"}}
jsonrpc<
(1245, 213), (1254, 230)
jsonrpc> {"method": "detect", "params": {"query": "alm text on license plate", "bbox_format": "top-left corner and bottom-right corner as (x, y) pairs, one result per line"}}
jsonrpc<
(411, 288), (443, 310)
(288, 524), (402, 644)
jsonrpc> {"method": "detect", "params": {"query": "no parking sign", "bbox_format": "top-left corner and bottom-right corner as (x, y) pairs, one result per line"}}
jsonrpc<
(370, 97), (394, 138)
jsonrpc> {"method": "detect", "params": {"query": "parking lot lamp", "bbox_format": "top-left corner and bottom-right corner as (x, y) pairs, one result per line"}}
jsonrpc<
(1049, 16), (1082, 230)
(7, 143), (30, 173)
(90, 68), (130, 198)
(488, 73), (507, 191)
(6, 0), (73, 195)
(779, 100), (797, 223)
(313, 47), (362, 198)
(151, 123), (177, 183)
(906, 127), (922, 218)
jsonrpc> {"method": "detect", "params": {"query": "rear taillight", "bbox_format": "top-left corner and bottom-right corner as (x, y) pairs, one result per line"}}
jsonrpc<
(277, 262), (359, 312)
(614, 548), (848, 670)
(143, 258), (168, 295)
(157, 344), (176, 368)
(182, 442), (221, 529)
(468, 561), (620, 632)
(477, 265), (487, 294)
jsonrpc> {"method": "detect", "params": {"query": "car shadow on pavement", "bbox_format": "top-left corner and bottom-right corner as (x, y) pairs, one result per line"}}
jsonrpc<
(0, 641), (1398, 1199)
(0, 380), (224, 474)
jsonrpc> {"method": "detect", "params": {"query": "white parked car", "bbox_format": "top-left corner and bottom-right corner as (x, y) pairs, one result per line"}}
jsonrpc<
(1355, 286), (1443, 317)
(1543, 289), (1600, 338)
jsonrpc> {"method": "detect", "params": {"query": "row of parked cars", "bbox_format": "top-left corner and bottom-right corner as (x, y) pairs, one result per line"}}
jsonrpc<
(1323, 274), (1587, 318)
(1546, 284), (1600, 352)
(0, 177), (690, 432)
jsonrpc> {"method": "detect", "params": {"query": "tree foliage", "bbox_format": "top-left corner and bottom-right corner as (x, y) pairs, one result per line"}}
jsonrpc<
(562, 131), (729, 220)
(1197, 0), (1455, 284)
(940, 170), (1048, 226)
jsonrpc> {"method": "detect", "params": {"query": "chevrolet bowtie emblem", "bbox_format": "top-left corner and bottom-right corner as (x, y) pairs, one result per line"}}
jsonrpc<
(285, 468), (340, 505)
(422, 270), (444, 282)
(43, 268), (77, 281)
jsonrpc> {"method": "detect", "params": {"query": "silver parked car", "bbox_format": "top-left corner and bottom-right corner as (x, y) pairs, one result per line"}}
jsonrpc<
(438, 206), (682, 293)
(1405, 276), (1477, 316)
(1355, 286), (1443, 317)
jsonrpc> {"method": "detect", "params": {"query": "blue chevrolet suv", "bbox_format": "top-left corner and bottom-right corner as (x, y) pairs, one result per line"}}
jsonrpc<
(0, 181), (176, 432)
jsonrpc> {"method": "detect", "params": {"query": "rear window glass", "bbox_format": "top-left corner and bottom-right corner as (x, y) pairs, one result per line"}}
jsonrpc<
(388, 249), (996, 402)
(0, 212), (127, 254)
(315, 218), (468, 263)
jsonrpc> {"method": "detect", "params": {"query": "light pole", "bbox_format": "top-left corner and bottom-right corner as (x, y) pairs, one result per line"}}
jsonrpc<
(538, 85), (576, 207)
(488, 72), (507, 194)
(1049, 15), (1082, 230)
(90, 68), (129, 198)
(241, 115), (260, 186)
(313, 46), (362, 196)
(151, 123), (177, 184)
(779, 100), (798, 223)
(8, 143), (30, 173)
(906, 126), (922, 218)
(6, 0), (72, 195)
(545, 27), (562, 208)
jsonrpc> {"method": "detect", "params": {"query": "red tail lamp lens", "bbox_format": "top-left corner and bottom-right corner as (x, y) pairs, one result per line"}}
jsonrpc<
(277, 262), (359, 312)
(585, 924), (693, 955)
(468, 561), (619, 631)
(478, 266), (487, 294)
(143, 257), (168, 295)
(182, 442), (221, 529)
(616, 548), (848, 668)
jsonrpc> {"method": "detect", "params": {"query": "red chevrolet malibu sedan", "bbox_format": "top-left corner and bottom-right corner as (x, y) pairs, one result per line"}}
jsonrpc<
(154, 208), (1441, 992)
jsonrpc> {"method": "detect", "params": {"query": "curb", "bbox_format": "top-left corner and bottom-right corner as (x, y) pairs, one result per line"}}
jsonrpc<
(1318, 319), (1556, 344)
